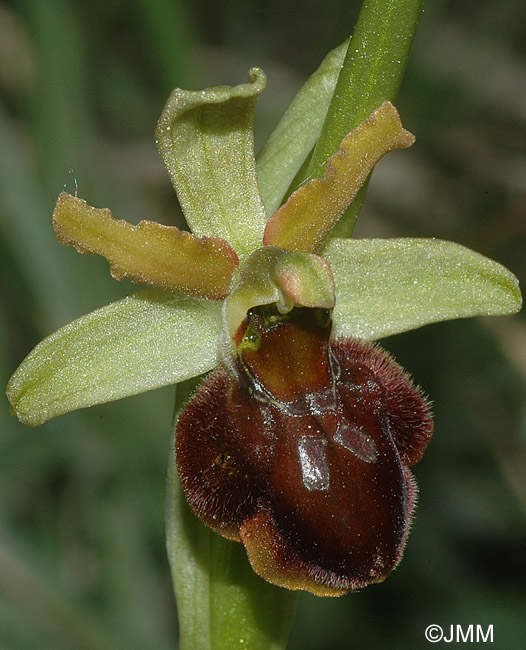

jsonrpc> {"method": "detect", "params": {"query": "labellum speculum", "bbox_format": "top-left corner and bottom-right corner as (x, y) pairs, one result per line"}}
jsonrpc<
(176, 248), (433, 596)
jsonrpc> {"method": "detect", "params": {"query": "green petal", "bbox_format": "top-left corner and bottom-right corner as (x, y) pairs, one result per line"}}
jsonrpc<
(7, 289), (222, 425)
(256, 40), (348, 215)
(324, 238), (522, 341)
(156, 69), (267, 261)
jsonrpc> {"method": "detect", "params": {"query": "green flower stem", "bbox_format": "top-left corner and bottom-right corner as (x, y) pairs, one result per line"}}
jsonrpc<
(166, 379), (297, 650)
(306, 0), (425, 238)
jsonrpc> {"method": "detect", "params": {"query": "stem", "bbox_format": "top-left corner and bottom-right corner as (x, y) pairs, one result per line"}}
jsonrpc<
(306, 0), (425, 238)
(166, 379), (297, 650)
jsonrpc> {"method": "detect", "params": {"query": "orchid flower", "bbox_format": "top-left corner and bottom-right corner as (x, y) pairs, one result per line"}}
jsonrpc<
(6, 61), (521, 600)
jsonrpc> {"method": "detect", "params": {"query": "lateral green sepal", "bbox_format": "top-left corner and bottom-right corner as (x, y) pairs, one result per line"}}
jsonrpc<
(324, 237), (522, 341)
(7, 289), (223, 425)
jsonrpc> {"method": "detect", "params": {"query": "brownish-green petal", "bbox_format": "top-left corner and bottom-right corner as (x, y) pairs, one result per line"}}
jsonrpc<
(53, 192), (238, 300)
(263, 102), (414, 253)
(256, 40), (348, 215)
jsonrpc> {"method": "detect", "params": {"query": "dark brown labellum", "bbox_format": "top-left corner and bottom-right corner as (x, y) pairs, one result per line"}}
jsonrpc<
(176, 305), (433, 596)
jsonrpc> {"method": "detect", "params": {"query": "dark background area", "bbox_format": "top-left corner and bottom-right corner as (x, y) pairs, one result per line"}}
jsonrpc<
(1, 1), (525, 648)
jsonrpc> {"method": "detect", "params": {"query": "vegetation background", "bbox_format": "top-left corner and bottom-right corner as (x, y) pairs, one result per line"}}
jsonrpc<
(1, 0), (525, 648)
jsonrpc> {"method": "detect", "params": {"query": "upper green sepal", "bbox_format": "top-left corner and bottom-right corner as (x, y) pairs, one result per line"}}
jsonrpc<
(324, 237), (522, 341)
(156, 68), (267, 261)
(7, 289), (223, 425)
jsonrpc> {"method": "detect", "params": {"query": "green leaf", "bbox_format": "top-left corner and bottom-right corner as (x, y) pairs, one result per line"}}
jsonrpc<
(324, 238), (522, 341)
(255, 40), (348, 215)
(7, 289), (223, 425)
(166, 381), (297, 650)
(156, 68), (267, 261)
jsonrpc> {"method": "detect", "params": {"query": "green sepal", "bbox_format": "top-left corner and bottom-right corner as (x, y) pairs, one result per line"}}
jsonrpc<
(324, 238), (522, 341)
(156, 68), (267, 261)
(7, 289), (223, 425)
(256, 40), (348, 215)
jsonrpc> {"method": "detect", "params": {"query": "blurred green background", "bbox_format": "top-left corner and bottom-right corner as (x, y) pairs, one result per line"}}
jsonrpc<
(1, 0), (525, 648)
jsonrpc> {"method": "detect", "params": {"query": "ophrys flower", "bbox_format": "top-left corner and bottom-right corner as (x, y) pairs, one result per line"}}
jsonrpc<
(7, 67), (521, 596)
